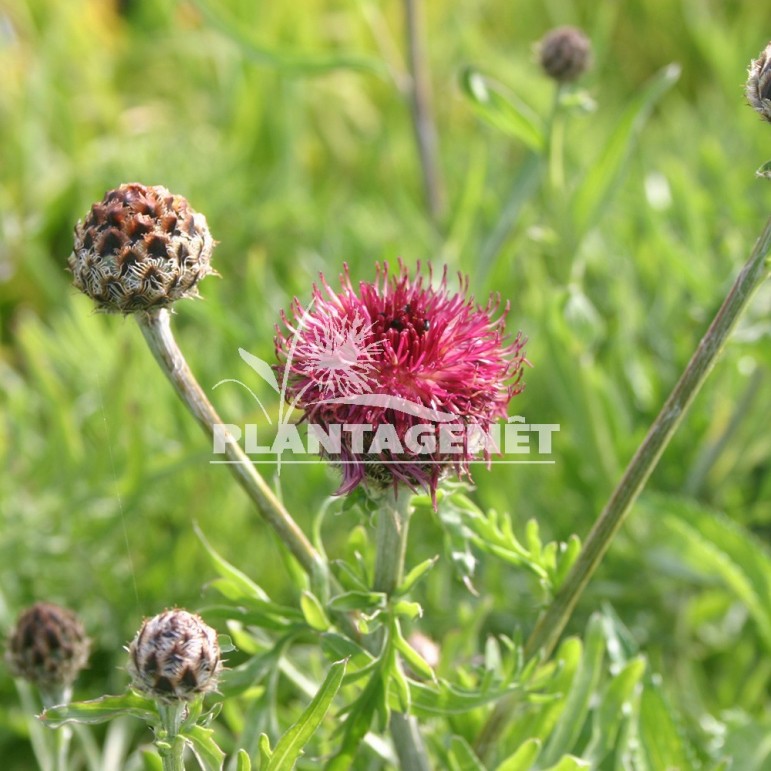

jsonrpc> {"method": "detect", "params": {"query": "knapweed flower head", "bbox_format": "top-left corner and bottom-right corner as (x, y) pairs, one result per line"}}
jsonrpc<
(127, 609), (221, 703)
(69, 183), (215, 313)
(747, 41), (771, 123)
(5, 602), (90, 693)
(275, 262), (526, 500)
(538, 26), (592, 83)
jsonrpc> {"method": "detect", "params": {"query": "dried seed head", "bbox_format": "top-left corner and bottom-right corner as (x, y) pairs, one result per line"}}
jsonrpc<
(127, 609), (221, 703)
(5, 603), (90, 691)
(747, 42), (771, 123)
(69, 183), (215, 313)
(538, 26), (592, 83)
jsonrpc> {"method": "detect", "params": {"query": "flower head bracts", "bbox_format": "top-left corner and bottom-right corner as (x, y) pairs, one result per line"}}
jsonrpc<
(276, 262), (527, 500)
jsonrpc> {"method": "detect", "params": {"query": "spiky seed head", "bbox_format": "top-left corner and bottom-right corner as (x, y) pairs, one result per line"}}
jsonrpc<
(127, 609), (221, 703)
(747, 42), (771, 123)
(69, 183), (215, 313)
(538, 26), (592, 83)
(6, 602), (90, 691)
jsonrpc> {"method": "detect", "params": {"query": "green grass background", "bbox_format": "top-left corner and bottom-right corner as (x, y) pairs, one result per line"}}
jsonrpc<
(3, 0), (771, 767)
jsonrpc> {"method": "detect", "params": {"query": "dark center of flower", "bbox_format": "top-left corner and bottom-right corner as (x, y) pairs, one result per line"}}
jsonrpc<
(373, 303), (430, 340)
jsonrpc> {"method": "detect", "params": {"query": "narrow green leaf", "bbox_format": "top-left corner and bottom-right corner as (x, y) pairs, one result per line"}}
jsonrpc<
(195, 523), (270, 602)
(541, 756), (591, 771)
(258, 734), (272, 769)
(654, 496), (771, 650)
(585, 656), (646, 765)
(300, 591), (330, 632)
(236, 749), (252, 771)
(554, 535), (581, 589)
(408, 679), (519, 717)
(326, 671), (385, 770)
(495, 737), (542, 771)
(396, 556), (439, 596)
(638, 676), (696, 771)
(191, 0), (383, 75)
(186, 724), (225, 771)
(394, 631), (436, 681)
(392, 600), (423, 620)
(756, 160), (771, 179)
(449, 735), (486, 771)
(327, 591), (386, 613)
(540, 614), (605, 765)
(142, 749), (164, 771)
(268, 659), (347, 770)
(572, 63), (680, 233)
(320, 633), (373, 663)
(459, 66), (545, 151)
(41, 692), (157, 728)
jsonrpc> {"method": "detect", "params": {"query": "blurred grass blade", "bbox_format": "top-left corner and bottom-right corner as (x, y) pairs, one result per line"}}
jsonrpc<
(585, 656), (646, 765)
(186, 724), (226, 771)
(637, 675), (697, 771)
(236, 749), (252, 771)
(495, 738), (542, 771)
(539, 614), (605, 765)
(268, 659), (347, 770)
(191, 0), (383, 75)
(572, 63), (680, 234)
(41, 693), (157, 728)
(460, 67), (546, 152)
(654, 495), (771, 650)
(448, 735), (486, 771)
(541, 757), (591, 771)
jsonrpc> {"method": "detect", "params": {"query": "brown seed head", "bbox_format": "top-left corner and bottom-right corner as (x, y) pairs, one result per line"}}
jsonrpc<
(538, 26), (592, 83)
(69, 183), (215, 313)
(6, 602), (90, 690)
(747, 42), (771, 123)
(127, 609), (221, 703)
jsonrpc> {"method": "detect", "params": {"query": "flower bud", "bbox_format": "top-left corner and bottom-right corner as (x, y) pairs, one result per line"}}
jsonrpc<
(538, 26), (592, 83)
(69, 183), (215, 313)
(127, 609), (221, 703)
(747, 42), (771, 123)
(5, 602), (90, 691)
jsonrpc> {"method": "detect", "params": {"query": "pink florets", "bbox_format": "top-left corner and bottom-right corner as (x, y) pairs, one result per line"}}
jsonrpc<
(275, 262), (527, 500)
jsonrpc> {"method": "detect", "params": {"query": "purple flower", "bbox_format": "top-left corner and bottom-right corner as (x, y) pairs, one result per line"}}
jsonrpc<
(275, 262), (527, 500)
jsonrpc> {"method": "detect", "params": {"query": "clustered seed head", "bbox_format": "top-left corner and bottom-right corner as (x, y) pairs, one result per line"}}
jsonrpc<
(538, 26), (592, 83)
(747, 42), (771, 123)
(127, 609), (221, 703)
(69, 183), (215, 313)
(5, 602), (90, 691)
(275, 262), (527, 501)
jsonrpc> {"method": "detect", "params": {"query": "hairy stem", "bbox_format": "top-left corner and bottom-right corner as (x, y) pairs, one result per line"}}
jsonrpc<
(156, 702), (186, 771)
(403, 0), (444, 222)
(136, 309), (325, 580)
(372, 489), (431, 771)
(476, 215), (771, 758)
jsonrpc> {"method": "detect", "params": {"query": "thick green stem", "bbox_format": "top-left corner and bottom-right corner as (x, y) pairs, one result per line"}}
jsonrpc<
(156, 702), (186, 771)
(373, 488), (412, 595)
(371, 489), (431, 771)
(476, 216), (771, 759)
(136, 309), (325, 580)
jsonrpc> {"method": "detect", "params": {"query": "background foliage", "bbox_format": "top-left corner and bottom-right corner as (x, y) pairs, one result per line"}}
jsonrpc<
(3, 0), (771, 768)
